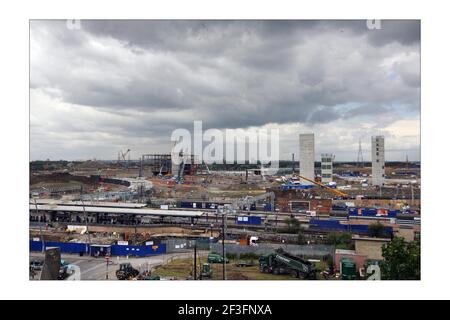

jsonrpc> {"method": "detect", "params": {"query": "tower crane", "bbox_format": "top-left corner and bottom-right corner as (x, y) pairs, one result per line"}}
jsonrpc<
(293, 173), (350, 198)
(118, 149), (131, 168)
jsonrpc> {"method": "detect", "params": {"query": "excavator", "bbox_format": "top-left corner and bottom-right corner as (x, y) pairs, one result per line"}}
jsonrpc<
(293, 174), (350, 198)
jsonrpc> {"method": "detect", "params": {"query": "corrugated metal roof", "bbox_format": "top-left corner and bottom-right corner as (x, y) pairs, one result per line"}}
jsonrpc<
(29, 204), (204, 217)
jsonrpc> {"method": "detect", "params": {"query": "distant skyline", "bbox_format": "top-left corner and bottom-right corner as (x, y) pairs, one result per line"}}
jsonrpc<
(30, 20), (420, 161)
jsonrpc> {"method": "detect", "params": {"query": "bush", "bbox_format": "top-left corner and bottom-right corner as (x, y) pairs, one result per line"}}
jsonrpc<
(297, 231), (307, 245)
(326, 232), (354, 250)
(278, 217), (301, 234)
(239, 252), (260, 260)
(226, 252), (237, 260)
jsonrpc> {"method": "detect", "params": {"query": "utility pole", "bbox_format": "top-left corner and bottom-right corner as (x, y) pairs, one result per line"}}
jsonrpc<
(220, 205), (230, 280)
(193, 240), (197, 280)
(80, 187), (91, 256)
(222, 213), (226, 280)
(33, 198), (45, 253)
(357, 139), (364, 167)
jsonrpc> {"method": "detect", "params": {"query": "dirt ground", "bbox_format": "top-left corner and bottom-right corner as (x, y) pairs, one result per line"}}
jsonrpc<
(152, 257), (323, 280)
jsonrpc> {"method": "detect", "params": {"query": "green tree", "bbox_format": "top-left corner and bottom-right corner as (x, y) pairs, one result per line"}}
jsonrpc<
(297, 230), (306, 245)
(283, 217), (300, 234)
(368, 222), (388, 238)
(380, 237), (420, 280)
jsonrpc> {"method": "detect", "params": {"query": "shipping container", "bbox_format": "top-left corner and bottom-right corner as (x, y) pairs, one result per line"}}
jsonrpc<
(235, 216), (262, 225)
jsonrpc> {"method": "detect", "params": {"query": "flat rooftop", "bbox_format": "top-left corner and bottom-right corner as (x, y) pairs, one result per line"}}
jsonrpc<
(30, 199), (147, 208)
(29, 204), (204, 217)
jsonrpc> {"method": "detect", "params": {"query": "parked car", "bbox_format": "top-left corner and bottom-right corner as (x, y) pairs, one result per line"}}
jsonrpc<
(30, 260), (43, 271)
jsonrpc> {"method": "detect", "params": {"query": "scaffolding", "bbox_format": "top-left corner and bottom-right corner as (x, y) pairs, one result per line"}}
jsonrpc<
(141, 154), (172, 176)
(140, 153), (199, 176)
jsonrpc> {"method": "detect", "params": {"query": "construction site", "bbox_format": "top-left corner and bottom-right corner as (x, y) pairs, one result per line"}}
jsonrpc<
(29, 134), (421, 281)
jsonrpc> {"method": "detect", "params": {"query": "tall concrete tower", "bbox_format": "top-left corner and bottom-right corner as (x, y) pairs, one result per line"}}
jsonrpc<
(321, 153), (334, 183)
(299, 133), (315, 185)
(371, 135), (385, 186)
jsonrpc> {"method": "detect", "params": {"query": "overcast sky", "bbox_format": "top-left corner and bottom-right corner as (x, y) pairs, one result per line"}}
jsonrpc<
(30, 20), (420, 161)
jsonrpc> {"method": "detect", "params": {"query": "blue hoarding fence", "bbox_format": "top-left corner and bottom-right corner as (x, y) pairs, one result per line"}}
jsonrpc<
(235, 216), (262, 225)
(30, 241), (166, 257)
(30, 240), (87, 254)
(110, 244), (166, 256)
(309, 219), (393, 236)
(348, 208), (398, 218)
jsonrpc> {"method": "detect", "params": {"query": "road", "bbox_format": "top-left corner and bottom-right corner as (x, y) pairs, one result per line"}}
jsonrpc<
(29, 252), (196, 280)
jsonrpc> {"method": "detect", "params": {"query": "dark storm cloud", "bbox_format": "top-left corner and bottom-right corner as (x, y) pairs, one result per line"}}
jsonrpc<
(30, 20), (420, 160)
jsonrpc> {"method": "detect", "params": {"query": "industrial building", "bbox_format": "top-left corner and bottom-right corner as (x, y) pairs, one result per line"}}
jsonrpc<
(140, 153), (198, 176)
(321, 153), (334, 183)
(299, 133), (315, 185)
(371, 136), (385, 186)
(29, 132), (421, 282)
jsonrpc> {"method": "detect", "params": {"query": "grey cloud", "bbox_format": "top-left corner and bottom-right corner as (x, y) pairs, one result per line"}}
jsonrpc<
(30, 20), (420, 160)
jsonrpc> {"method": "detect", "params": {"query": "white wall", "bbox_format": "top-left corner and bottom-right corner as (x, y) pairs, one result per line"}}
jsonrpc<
(299, 133), (315, 185)
(371, 136), (385, 186)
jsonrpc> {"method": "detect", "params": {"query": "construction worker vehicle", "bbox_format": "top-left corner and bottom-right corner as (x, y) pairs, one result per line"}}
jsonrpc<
(199, 263), (212, 279)
(116, 263), (139, 280)
(259, 248), (316, 279)
(207, 253), (229, 264)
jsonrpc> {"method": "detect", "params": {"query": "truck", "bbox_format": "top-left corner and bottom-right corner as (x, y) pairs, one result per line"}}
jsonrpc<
(116, 263), (140, 280)
(259, 248), (316, 279)
(207, 253), (229, 264)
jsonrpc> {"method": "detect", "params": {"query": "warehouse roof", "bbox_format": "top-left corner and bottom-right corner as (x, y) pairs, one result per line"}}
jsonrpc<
(29, 204), (204, 217)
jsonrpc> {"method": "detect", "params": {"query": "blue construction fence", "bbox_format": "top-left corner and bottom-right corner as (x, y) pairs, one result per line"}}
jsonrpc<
(29, 241), (166, 257)
(309, 219), (394, 236)
(235, 216), (262, 225)
(348, 208), (398, 218)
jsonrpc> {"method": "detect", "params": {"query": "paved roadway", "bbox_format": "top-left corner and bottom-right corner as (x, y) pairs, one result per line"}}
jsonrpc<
(29, 252), (195, 280)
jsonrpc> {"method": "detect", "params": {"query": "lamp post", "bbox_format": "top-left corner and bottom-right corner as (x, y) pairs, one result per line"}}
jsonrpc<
(219, 204), (232, 280)
(105, 255), (110, 280)
(33, 198), (45, 253)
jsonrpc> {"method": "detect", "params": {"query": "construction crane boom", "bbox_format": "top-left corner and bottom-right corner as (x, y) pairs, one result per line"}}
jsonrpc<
(294, 174), (349, 197)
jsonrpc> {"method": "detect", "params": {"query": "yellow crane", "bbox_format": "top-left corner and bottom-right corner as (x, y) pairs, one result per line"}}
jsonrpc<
(293, 174), (350, 198)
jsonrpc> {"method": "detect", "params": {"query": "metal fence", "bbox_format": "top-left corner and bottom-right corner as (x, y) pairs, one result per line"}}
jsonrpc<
(162, 238), (212, 252)
(209, 243), (334, 259)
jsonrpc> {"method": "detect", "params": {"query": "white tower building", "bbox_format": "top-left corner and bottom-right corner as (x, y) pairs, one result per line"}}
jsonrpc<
(371, 135), (385, 186)
(299, 133), (315, 185)
(321, 153), (334, 183)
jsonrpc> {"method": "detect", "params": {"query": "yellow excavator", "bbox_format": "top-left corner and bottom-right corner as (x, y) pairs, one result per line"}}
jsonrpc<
(293, 174), (350, 198)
